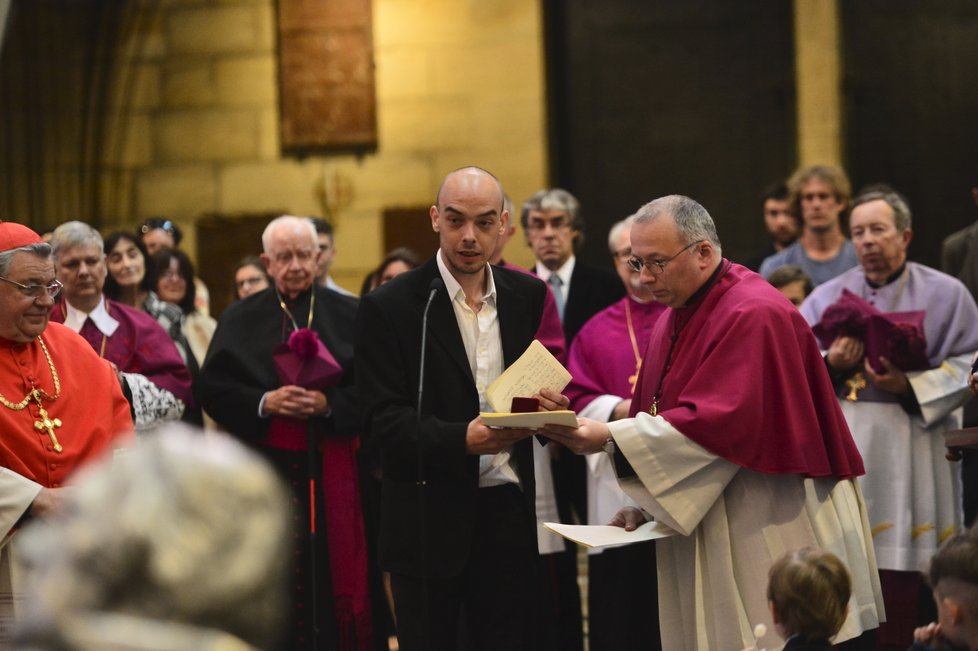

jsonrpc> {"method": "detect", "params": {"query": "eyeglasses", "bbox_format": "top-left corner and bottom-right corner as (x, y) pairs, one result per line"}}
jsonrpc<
(0, 276), (63, 299)
(159, 270), (184, 281)
(235, 276), (267, 289)
(626, 241), (703, 276)
(526, 215), (573, 232)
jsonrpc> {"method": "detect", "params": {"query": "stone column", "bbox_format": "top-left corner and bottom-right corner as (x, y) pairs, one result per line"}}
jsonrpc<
(793, 0), (842, 166)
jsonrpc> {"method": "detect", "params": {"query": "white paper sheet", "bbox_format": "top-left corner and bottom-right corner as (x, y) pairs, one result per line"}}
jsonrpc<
(543, 519), (678, 548)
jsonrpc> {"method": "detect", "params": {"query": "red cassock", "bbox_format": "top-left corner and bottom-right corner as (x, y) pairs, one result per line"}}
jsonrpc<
(0, 322), (133, 488)
(630, 262), (864, 479)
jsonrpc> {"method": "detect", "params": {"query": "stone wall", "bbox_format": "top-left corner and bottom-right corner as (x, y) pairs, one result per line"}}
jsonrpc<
(122, 0), (547, 292)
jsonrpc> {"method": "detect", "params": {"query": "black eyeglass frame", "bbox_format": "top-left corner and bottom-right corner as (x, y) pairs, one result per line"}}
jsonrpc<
(626, 240), (703, 275)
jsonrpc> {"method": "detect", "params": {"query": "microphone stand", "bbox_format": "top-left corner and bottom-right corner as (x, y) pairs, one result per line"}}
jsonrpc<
(416, 280), (439, 650)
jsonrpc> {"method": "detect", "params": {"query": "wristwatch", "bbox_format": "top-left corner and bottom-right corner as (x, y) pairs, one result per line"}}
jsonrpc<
(602, 434), (616, 456)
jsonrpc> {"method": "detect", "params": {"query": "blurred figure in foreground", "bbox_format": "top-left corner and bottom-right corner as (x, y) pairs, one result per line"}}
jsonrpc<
(911, 522), (978, 651)
(14, 426), (291, 651)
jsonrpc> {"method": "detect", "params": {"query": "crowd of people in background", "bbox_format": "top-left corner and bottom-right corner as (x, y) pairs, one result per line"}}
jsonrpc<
(2, 161), (978, 651)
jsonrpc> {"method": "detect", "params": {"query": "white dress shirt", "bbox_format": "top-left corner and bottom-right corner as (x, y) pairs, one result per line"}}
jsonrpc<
(436, 250), (519, 488)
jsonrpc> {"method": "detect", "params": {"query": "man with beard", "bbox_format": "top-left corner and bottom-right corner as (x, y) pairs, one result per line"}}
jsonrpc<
(760, 165), (859, 286)
(356, 167), (557, 650)
(742, 182), (799, 272)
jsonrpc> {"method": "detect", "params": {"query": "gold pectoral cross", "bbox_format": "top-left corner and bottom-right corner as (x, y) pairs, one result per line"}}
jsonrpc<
(31, 391), (63, 453)
(845, 372), (867, 402)
(650, 398), (658, 417)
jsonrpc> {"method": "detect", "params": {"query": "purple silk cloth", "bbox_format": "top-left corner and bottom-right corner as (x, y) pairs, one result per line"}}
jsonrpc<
(565, 295), (666, 411)
(499, 260), (567, 362)
(50, 298), (193, 404)
(801, 262), (978, 404)
(631, 262), (864, 479)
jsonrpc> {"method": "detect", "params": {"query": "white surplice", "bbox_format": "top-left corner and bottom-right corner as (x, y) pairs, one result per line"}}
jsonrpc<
(609, 412), (884, 651)
(801, 263), (978, 571)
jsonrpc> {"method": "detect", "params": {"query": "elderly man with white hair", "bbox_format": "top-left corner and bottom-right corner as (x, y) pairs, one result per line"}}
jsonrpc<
(198, 215), (368, 651)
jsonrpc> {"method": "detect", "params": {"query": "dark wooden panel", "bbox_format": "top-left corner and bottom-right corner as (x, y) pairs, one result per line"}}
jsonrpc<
(842, 0), (978, 268)
(545, 0), (796, 264)
(196, 212), (279, 318)
(382, 206), (439, 262)
(277, 0), (377, 154)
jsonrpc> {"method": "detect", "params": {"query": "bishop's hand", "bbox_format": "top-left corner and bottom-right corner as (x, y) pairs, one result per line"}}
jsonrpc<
(609, 506), (648, 531)
(539, 417), (609, 455)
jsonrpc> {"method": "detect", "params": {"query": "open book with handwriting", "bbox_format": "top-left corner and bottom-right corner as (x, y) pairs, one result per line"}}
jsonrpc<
(480, 340), (578, 429)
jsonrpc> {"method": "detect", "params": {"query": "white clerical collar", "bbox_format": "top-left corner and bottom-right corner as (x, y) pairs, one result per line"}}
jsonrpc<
(535, 255), (575, 287)
(63, 295), (120, 337)
(436, 249), (497, 305)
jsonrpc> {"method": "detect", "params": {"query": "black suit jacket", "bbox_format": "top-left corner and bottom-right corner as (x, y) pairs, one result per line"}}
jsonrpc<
(942, 220), (978, 301)
(356, 257), (548, 579)
(555, 260), (625, 344)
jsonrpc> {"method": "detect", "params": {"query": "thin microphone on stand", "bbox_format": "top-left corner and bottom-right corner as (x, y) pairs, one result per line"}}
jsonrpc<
(416, 275), (441, 648)
(417, 277), (442, 427)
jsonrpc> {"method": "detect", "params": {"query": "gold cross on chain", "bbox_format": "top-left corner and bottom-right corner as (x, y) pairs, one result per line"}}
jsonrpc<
(845, 372), (867, 402)
(31, 391), (63, 453)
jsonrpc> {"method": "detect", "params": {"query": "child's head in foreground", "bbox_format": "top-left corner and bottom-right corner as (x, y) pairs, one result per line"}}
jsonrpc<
(767, 547), (851, 643)
(926, 524), (978, 649)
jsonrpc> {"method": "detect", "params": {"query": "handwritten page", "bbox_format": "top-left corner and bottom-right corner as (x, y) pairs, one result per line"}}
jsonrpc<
(480, 410), (578, 429)
(543, 520), (678, 549)
(486, 340), (572, 413)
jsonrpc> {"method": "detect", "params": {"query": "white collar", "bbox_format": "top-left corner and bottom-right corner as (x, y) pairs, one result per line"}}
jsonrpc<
(535, 255), (576, 287)
(63, 295), (120, 337)
(436, 249), (496, 305)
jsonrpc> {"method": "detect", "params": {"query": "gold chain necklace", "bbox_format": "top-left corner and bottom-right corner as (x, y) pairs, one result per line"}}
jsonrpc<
(624, 299), (643, 394)
(0, 337), (64, 453)
(275, 288), (315, 332)
(0, 336), (61, 409)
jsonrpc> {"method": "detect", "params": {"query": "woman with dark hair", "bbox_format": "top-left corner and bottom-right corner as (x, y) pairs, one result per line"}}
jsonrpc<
(139, 217), (183, 254)
(360, 247), (420, 295)
(139, 217), (211, 316)
(153, 249), (217, 365)
(103, 230), (190, 368)
(153, 248), (218, 429)
(233, 255), (271, 300)
(104, 231), (155, 307)
(376, 247), (420, 286)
